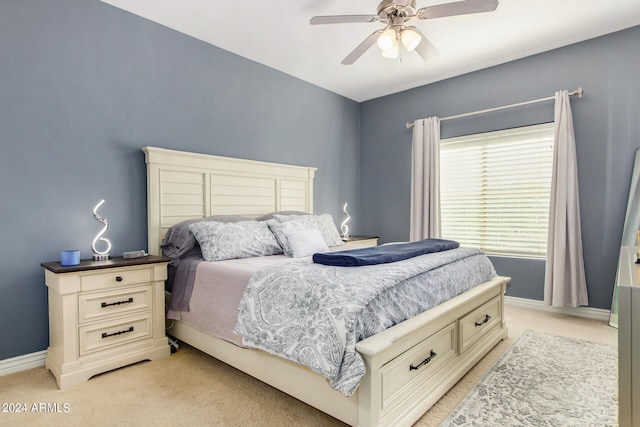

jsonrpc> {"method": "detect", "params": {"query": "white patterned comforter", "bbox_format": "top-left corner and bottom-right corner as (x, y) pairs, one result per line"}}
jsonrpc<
(234, 247), (497, 396)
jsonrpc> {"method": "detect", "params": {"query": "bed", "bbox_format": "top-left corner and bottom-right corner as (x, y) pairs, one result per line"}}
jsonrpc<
(143, 146), (509, 427)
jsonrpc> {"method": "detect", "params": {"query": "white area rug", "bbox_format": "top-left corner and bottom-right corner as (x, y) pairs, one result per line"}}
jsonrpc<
(440, 329), (617, 426)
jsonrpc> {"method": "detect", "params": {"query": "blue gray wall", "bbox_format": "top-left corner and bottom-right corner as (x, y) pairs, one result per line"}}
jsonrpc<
(0, 1), (360, 360)
(360, 25), (640, 310)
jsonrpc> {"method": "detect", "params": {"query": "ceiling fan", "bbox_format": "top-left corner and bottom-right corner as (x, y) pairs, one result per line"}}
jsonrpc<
(310, 0), (499, 65)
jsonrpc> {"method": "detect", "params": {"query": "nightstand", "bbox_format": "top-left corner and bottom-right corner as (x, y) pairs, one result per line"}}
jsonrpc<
(41, 255), (171, 389)
(342, 235), (379, 249)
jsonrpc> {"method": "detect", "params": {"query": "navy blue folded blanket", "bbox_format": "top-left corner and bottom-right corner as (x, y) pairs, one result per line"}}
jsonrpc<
(312, 238), (460, 267)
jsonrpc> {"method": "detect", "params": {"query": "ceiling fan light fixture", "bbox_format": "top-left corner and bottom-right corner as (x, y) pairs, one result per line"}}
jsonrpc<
(381, 41), (399, 59)
(401, 27), (422, 52)
(377, 28), (397, 51)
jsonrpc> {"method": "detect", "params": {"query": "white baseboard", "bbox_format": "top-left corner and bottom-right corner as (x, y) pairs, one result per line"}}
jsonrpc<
(0, 350), (47, 377)
(505, 296), (611, 322)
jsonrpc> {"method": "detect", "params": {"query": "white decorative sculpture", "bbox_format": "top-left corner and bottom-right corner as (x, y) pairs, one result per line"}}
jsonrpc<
(341, 202), (351, 239)
(91, 199), (112, 260)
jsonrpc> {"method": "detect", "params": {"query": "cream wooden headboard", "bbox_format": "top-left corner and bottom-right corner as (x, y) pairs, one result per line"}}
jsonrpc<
(143, 147), (316, 255)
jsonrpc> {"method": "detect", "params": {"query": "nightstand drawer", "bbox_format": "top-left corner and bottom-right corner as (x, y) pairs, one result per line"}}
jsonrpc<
(81, 268), (152, 292)
(78, 285), (152, 324)
(79, 314), (152, 355)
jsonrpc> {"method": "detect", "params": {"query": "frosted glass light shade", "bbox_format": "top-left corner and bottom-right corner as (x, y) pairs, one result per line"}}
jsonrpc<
(377, 28), (396, 51)
(381, 42), (399, 59)
(401, 28), (422, 52)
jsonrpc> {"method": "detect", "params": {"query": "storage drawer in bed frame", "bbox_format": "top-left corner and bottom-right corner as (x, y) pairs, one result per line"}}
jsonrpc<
(380, 322), (456, 409)
(458, 295), (502, 353)
(356, 277), (508, 426)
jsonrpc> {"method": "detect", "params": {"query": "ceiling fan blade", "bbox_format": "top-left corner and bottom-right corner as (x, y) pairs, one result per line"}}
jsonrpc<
(417, 0), (498, 20)
(310, 15), (379, 25)
(341, 29), (384, 65)
(412, 28), (439, 61)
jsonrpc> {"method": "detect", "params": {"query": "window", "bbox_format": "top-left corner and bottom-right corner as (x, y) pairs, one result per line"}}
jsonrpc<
(439, 123), (554, 257)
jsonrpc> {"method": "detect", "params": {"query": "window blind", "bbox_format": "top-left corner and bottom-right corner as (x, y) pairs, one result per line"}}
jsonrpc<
(440, 123), (555, 257)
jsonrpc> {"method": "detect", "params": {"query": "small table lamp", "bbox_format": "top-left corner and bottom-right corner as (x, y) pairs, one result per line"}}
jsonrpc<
(341, 202), (351, 239)
(91, 199), (112, 261)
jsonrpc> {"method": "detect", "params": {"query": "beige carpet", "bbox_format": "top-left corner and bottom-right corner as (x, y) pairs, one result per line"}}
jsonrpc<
(0, 305), (616, 427)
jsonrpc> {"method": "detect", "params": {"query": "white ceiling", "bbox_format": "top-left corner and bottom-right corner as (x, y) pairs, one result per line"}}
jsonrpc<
(100, 0), (640, 102)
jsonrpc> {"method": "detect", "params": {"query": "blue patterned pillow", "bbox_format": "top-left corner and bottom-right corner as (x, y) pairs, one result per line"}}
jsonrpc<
(161, 215), (252, 261)
(188, 221), (283, 261)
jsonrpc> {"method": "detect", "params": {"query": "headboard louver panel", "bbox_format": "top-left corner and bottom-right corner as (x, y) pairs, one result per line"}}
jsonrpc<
(158, 169), (207, 242)
(210, 174), (276, 216)
(144, 147), (316, 256)
(280, 179), (309, 211)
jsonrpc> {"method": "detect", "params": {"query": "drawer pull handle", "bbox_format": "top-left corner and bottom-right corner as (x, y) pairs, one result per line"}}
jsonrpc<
(115, 276), (123, 282)
(475, 314), (491, 327)
(102, 326), (134, 339)
(101, 297), (134, 308)
(409, 350), (437, 371)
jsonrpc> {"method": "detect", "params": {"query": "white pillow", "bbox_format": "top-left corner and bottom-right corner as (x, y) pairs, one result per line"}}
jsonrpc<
(285, 228), (329, 258)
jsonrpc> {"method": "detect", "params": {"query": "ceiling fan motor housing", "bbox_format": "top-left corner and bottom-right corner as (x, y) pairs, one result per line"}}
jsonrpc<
(377, 0), (417, 23)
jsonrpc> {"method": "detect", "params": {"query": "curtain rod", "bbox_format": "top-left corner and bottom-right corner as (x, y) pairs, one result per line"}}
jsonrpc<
(405, 87), (583, 129)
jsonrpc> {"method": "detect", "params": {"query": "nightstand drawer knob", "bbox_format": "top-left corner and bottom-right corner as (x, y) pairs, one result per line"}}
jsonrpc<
(101, 326), (134, 339)
(101, 297), (134, 308)
(115, 276), (123, 282)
